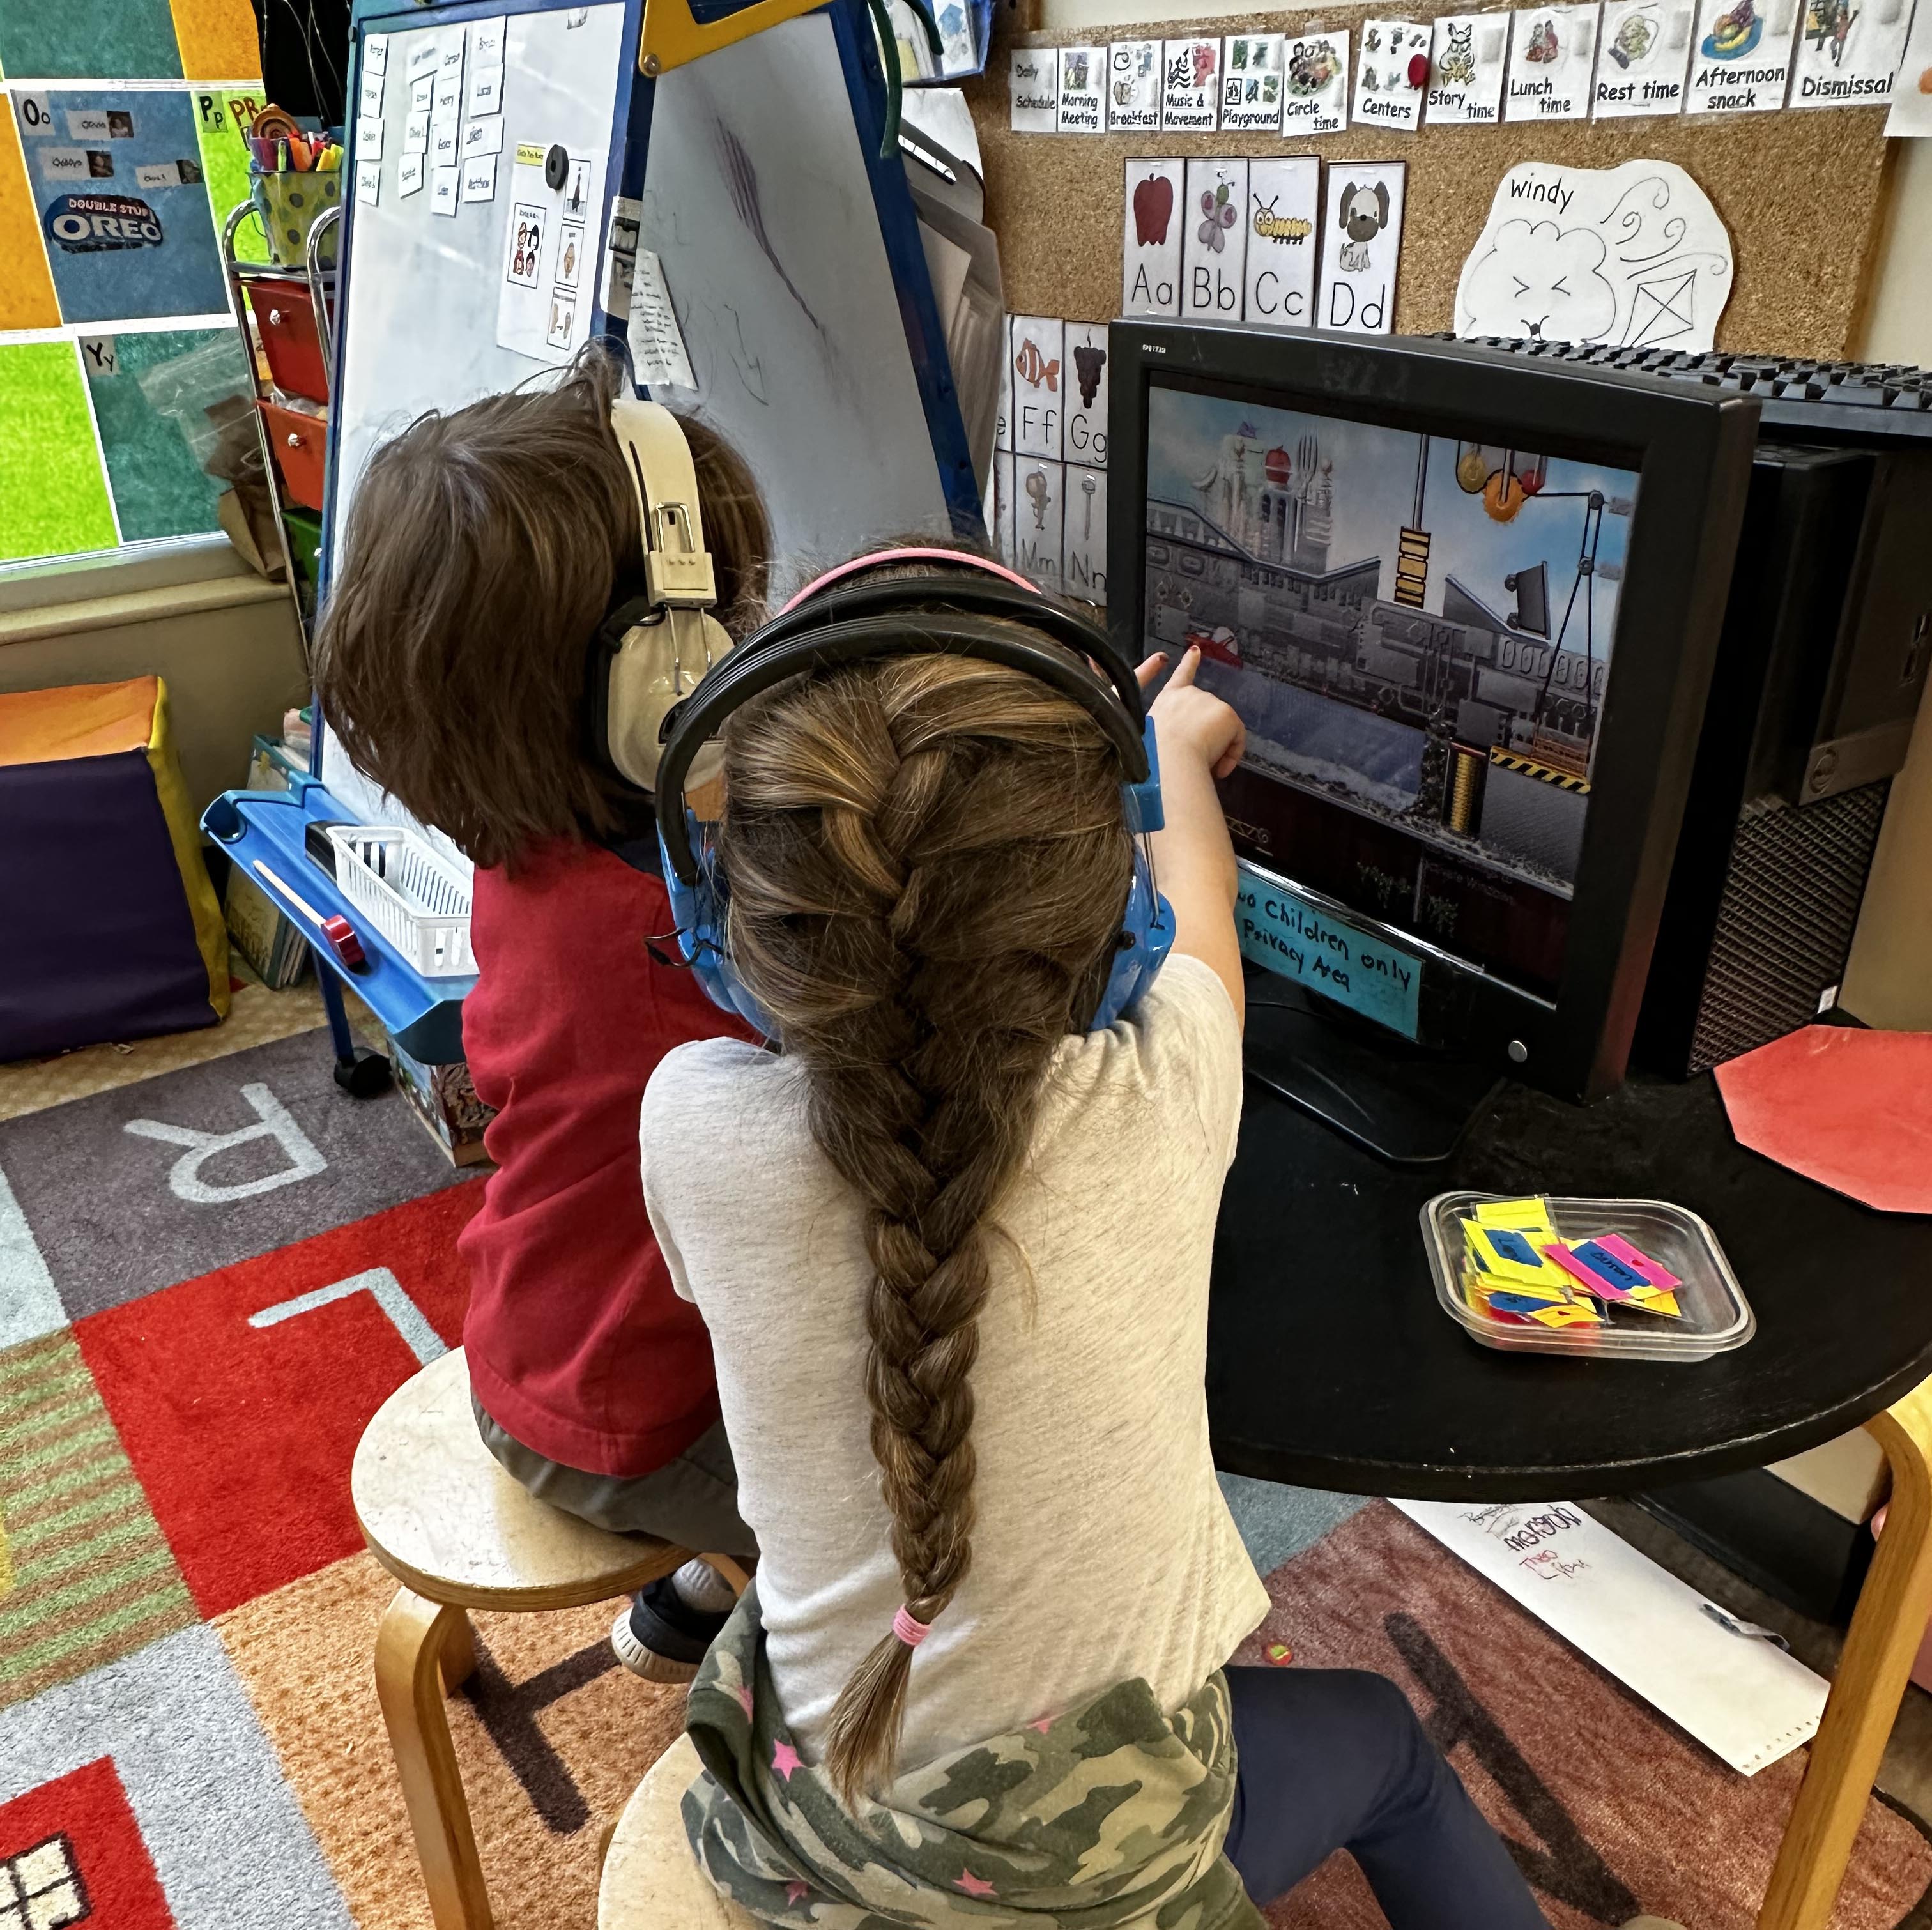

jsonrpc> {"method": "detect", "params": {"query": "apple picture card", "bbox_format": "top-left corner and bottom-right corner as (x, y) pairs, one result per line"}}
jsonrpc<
(1595, 0), (1696, 112)
(1883, 0), (1932, 129)
(1182, 157), (1248, 323)
(1686, 0), (1800, 109)
(1063, 321), (1109, 470)
(1282, 31), (1352, 134)
(1010, 47), (1060, 130)
(1243, 156), (1321, 330)
(1319, 162), (1406, 335)
(1353, 19), (1430, 128)
(1163, 37), (1222, 129)
(1107, 41), (1163, 130)
(1123, 159), (1183, 316)
(1009, 316), (1064, 459)
(1057, 47), (1104, 130)
(1790, 0), (1912, 105)
(1427, 13), (1510, 119)
(1505, 3), (1602, 116)
(1222, 33), (1287, 130)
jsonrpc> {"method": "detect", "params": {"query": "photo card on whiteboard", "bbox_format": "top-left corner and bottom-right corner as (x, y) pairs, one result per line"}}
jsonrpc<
(1282, 29), (1351, 134)
(1182, 157), (1248, 325)
(1222, 33), (1287, 130)
(1318, 162), (1405, 336)
(1505, 3), (1602, 118)
(1243, 155), (1321, 331)
(1123, 158), (1183, 316)
(1063, 321), (1109, 470)
(1427, 13), (1509, 119)
(1595, 0), (1694, 112)
(1353, 19), (1429, 128)
(1107, 40), (1163, 129)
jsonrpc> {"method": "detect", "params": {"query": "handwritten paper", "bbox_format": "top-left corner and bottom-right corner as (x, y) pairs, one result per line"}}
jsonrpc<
(1236, 864), (1421, 1038)
(628, 248), (696, 390)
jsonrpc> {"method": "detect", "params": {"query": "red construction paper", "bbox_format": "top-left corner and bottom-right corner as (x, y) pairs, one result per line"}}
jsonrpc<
(1715, 1025), (1932, 1214)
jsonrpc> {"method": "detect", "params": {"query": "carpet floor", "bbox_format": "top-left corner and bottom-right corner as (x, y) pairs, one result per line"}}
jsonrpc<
(1, 987), (1928, 1928)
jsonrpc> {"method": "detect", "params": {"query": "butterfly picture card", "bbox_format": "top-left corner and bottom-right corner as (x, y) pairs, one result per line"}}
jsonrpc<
(1505, 2), (1602, 118)
(1427, 12), (1510, 119)
(1282, 29), (1352, 134)
(1353, 19), (1430, 128)
(1122, 158), (1184, 316)
(1222, 33), (1287, 130)
(1163, 36), (1223, 128)
(1183, 157), (1248, 323)
(1107, 40), (1163, 130)
(1009, 315), (1064, 459)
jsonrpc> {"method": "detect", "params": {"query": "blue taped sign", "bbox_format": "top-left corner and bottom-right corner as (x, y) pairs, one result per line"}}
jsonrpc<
(1235, 864), (1422, 1041)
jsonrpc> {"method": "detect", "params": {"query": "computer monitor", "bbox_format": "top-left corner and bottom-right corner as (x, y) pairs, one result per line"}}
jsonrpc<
(1108, 324), (1759, 1109)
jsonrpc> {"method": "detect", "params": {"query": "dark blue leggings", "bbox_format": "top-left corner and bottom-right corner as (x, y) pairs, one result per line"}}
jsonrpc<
(1223, 1665), (1551, 1929)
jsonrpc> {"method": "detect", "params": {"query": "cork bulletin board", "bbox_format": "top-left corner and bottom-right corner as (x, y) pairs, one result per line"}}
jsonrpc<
(961, 7), (1897, 356)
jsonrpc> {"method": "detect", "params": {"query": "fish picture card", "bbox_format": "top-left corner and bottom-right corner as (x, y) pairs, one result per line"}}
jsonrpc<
(1064, 464), (1107, 604)
(1788, 0), (1912, 104)
(1062, 320), (1108, 469)
(1243, 156), (1321, 331)
(1057, 47), (1105, 130)
(1276, 32), (1350, 133)
(1686, 0), (1800, 108)
(1010, 47), (1061, 131)
(1122, 159), (1183, 317)
(1107, 42), (1163, 130)
(1222, 33), (1287, 131)
(1595, 0), (1696, 111)
(1014, 457), (1066, 592)
(1163, 38), (1223, 129)
(1182, 158), (1248, 324)
(1009, 314), (1064, 459)
(1317, 162), (1405, 335)
(1353, 19), (1430, 127)
(1506, 3), (1603, 118)
(1427, 13), (1510, 119)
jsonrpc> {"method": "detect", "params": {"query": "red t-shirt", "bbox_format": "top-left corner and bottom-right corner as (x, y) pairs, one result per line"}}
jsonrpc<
(458, 837), (755, 1477)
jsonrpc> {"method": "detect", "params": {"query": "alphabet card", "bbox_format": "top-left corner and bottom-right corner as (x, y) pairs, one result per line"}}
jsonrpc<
(1014, 457), (1065, 590)
(1686, 0), (1798, 108)
(1009, 47), (1060, 130)
(1009, 314), (1064, 459)
(1595, 0), (1696, 113)
(1317, 162), (1405, 335)
(1427, 13), (1510, 119)
(1162, 38), (1222, 128)
(1057, 47), (1104, 131)
(996, 327), (1013, 451)
(1788, 0), (1909, 105)
(1505, 3), (1602, 117)
(1063, 321), (1109, 469)
(1352, 19), (1430, 128)
(1282, 30), (1351, 134)
(994, 450), (1016, 565)
(1064, 466), (1107, 606)
(1222, 33), (1287, 130)
(1182, 158), (1248, 323)
(1243, 156), (1321, 331)
(1107, 40), (1163, 130)
(1122, 158), (1183, 316)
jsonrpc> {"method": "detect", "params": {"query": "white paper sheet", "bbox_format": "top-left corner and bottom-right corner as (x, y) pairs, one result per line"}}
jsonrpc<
(1397, 1499), (1827, 1774)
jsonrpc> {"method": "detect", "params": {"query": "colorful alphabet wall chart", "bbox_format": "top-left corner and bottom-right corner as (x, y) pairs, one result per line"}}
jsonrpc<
(0, 0), (264, 564)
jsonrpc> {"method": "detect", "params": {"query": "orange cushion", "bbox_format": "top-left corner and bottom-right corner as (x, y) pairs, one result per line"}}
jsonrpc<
(0, 677), (159, 768)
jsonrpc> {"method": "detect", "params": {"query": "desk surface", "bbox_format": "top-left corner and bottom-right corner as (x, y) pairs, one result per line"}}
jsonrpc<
(1207, 1057), (1932, 1501)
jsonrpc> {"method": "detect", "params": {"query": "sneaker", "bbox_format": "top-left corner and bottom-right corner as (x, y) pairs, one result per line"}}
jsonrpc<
(610, 1574), (730, 1683)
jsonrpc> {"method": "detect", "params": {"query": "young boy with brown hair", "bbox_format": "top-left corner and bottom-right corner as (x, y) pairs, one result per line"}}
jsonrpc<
(315, 347), (765, 1677)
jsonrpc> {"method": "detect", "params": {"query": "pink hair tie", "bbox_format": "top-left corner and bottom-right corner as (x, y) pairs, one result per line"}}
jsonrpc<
(779, 547), (1038, 615)
(892, 1604), (932, 1648)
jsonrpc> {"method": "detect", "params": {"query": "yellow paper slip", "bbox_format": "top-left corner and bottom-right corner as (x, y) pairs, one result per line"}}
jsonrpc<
(1472, 1196), (1558, 1237)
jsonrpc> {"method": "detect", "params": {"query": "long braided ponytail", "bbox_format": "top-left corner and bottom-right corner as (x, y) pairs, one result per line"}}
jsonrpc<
(716, 645), (1135, 1800)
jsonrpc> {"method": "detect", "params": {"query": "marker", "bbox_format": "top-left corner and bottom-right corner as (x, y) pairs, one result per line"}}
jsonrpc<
(252, 859), (367, 969)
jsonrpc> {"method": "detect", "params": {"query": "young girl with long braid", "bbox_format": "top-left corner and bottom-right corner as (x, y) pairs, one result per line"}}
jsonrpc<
(638, 556), (1554, 1927)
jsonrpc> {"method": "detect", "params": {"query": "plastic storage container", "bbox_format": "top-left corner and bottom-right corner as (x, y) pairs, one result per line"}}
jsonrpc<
(250, 276), (330, 403)
(326, 827), (476, 977)
(1422, 1191), (1756, 1362)
(259, 396), (326, 511)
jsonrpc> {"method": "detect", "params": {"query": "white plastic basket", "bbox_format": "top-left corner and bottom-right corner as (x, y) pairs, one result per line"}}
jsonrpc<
(327, 826), (476, 977)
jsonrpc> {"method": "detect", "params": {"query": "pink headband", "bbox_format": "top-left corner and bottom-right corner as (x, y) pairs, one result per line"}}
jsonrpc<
(892, 1604), (932, 1648)
(779, 548), (1038, 616)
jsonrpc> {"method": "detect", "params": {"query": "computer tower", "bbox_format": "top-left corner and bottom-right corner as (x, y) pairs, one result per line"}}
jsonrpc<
(1637, 437), (1932, 1076)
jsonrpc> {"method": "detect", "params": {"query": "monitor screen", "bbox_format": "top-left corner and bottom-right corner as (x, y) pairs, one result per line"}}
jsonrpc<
(1140, 378), (1641, 1001)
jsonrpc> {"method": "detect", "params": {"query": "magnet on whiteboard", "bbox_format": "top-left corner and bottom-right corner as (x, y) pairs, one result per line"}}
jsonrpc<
(545, 142), (568, 188)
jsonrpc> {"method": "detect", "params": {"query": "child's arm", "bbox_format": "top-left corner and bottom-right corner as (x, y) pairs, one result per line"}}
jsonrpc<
(1143, 645), (1246, 1031)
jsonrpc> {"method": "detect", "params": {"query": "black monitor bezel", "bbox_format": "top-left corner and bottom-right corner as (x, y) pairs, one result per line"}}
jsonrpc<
(1108, 323), (1759, 1101)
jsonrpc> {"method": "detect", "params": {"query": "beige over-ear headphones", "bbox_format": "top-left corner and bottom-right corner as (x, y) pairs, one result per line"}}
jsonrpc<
(590, 397), (737, 793)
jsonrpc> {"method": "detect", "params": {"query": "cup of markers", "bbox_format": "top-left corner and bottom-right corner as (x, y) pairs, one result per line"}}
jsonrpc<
(246, 109), (344, 268)
(1420, 1191), (1756, 1361)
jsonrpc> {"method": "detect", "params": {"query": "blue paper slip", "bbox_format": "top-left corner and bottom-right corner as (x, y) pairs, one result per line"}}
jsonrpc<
(1234, 866), (1422, 1041)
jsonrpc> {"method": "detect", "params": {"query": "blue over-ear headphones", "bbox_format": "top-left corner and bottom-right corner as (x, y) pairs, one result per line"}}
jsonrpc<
(653, 548), (1174, 1040)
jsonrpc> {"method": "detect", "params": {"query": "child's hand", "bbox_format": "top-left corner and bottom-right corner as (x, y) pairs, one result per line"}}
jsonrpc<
(1142, 647), (1246, 780)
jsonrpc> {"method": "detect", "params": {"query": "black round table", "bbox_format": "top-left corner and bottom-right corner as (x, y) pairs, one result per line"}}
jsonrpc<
(1205, 1062), (1932, 1930)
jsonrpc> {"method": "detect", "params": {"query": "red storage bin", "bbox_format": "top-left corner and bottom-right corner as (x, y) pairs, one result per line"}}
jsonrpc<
(261, 397), (327, 512)
(249, 277), (330, 403)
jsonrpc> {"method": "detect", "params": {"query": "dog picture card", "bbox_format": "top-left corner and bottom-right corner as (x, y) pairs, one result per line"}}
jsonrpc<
(1064, 465), (1108, 606)
(1222, 33), (1287, 130)
(1505, 3), (1602, 116)
(1243, 157), (1321, 331)
(1685, 0), (1798, 108)
(1427, 13), (1510, 119)
(1063, 321), (1109, 470)
(1107, 40), (1163, 129)
(1163, 37), (1222, 129)
(1014, 457), (1066, 591)
(1009, 315), (1064, 459)
(1122, 158), (1184, 316)
(1057, 47), (1105, 131)
(1788, 0), (1908, 105)
(1282, 30), (1352, 134)
(1352, 19), (1430, 128)
(1595, 0), (1695, 112)
(1010, 47), (1060, 130)
(1182, 157), (1248, 323)
(1317, 162), (1406, 335)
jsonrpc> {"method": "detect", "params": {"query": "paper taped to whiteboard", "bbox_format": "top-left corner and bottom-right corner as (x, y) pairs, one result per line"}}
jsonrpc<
(630, 249), (696, 391)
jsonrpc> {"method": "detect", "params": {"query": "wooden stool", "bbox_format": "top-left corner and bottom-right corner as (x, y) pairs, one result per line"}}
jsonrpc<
(353, 1346), (697, 1930)
(597, 1734), (757, 1930)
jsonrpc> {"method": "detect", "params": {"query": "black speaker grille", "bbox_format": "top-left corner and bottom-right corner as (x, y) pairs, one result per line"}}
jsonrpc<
(1689, 781), (1889, 1074)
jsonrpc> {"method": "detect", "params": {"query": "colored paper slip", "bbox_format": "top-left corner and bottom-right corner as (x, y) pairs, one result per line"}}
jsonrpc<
(1473, 1197), (1557, 1235)
(1592, 1233), (1682, 1291)
(1465, 1222), (1568, 1288)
